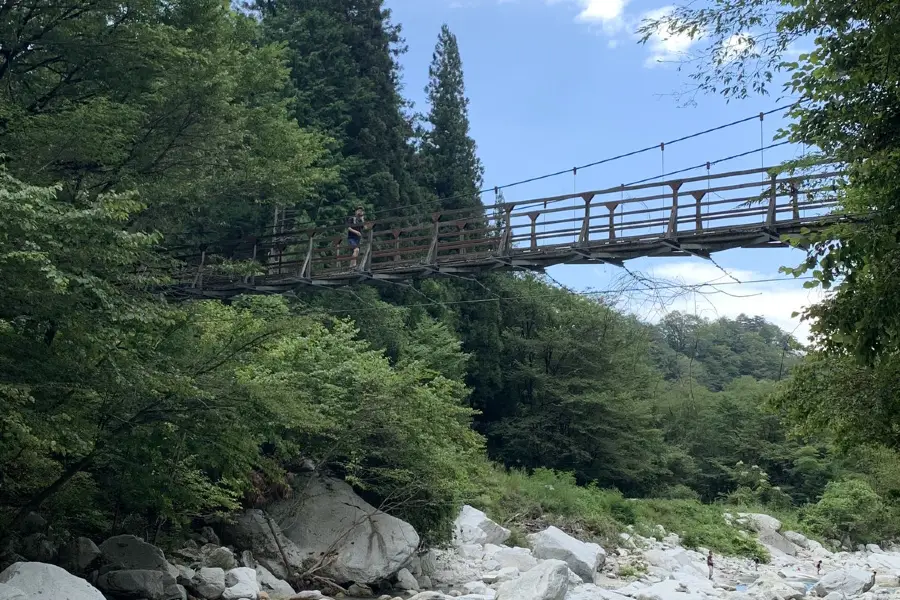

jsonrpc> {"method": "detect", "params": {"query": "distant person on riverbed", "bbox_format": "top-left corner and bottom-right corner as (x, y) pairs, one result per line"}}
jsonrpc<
(817, 560), (822, 575)
(707, 551), (714, 580)
(347, 206), (365, 269)
(753, 557), (760, 571)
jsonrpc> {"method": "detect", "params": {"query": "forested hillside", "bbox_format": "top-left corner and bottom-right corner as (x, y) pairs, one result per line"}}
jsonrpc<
(2, 0), (899, 559)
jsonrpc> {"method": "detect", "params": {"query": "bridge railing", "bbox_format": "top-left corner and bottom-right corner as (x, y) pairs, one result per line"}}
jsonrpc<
(169, 164), (843, 289)
(500, 165), (841, 253)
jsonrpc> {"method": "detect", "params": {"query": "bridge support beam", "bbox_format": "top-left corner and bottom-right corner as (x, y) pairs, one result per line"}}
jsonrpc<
(666, 181), (683, 237)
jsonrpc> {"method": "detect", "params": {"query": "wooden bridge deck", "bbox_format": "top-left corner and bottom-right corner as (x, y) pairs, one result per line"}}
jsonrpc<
(167, 165), (847, 298)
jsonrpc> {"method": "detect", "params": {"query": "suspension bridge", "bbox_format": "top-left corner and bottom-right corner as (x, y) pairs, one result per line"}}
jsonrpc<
(168, 162), (848, 299)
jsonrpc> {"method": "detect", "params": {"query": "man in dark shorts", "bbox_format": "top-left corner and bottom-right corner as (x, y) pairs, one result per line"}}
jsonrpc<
(347, 206), (365, 269)
(707, 550), (714, 580)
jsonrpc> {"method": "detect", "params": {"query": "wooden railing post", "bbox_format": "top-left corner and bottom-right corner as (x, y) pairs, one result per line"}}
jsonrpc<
(605, 202), (619, 239)
(425, 212), (441, 265)
(333, 237), (342, 270)
(458, 219), (467, 255)
(498, 206), (513, 254)
(527, 212), (540, 249)
(691, 191), (706, 231)
(666, 181), (683, 236)
(579, 194), (595, 244)
(766, 172), (778, 226)
(249, 238), (257, 285)
(300, 231), (315, 278)
(360, 225), (374, 271)
(790, 182), (800, 220)
(192, 249), (206, 290)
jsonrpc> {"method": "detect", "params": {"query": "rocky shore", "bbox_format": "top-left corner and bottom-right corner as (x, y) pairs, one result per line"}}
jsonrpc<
(1, 475), (898, 600)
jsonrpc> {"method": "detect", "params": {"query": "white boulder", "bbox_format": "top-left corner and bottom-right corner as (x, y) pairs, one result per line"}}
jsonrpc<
(397, 568), (420, 591)
(254, 563), (294, 597)
(737, 514), (783, 532)
(566, 584), (631, 600)
(758, 530), (798, 557)
(454, 506), (511, 546)
(783, 532), (810, 549)
(0, 583), (27, 600)
(814, 569), (875, 597)
(270, 473), (419, 584)
(528, 526), (605, 583)
(222, 567), (260, 600)
(0, 562), (105, 600)
(749, 573), (806, 600)
(497, 559), (569, 600)
(491, 546), (539, 572)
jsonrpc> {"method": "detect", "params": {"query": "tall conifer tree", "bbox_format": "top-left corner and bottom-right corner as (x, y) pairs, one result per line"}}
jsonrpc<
(422, 24), (485, 211)
(257, 0), (423, 222)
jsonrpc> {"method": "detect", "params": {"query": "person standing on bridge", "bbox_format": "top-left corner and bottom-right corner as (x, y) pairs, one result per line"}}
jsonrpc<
(347, 206), (365, 269)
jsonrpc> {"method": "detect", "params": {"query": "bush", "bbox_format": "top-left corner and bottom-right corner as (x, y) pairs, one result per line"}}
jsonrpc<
(803, 479), (884, 543)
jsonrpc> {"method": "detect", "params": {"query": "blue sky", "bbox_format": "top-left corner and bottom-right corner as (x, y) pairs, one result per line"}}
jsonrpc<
(386, 0), (822, 340)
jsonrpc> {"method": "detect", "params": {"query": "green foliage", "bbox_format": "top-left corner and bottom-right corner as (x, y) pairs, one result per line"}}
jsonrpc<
(725, 463), (793, 509)
(640, 0), (900, 454)
(803, 479), (884, 544)
(475, 466), (769, 559)
(255, 0), (425, 221)
(618, 564), (646, 578)
(633, 500), (769, 561)
(0, 0), (334, 244)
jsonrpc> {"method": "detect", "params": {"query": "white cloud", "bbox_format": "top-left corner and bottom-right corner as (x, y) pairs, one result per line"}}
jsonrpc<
(620, 260), (824, 343)
(640, 6), (696, 68)
(716, 33), (754, 65)
(608, 39), (619, 49)
(575, 0), (628, 25)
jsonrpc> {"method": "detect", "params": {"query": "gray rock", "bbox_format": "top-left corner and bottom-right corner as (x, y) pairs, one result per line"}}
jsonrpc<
(174, 564), (195, 586)
(0, 583), (27, 600)
(21, 533), (57, 563)
(269, 474), (419, 585)
(203, 546), (237, 571)
(221, 510), (305, 581)
(737, 513), (783, 532)
(758, 529), (798, 556)
(97, 568), (182, 600)
(396, 568), (419, 591)
(814, 569), (875, 597)
(496, 559), (568, 600)
(60, 537), (103, 573)
(407, 594), (445, 600)
(783, 531), (810, 549)
(348, 583), (374, 597)
(201, 527), (221, 546)
(191, 567), (226, 599)
(100, 535), (170, 572)
(0, 563), (105, 600)
(20, 513), (47, 535)
(490, 547), (538, 572)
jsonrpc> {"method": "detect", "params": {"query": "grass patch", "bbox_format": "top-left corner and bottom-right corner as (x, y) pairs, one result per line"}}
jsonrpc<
(618, 563), (647, 578)
(471, 465), (771, 560)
